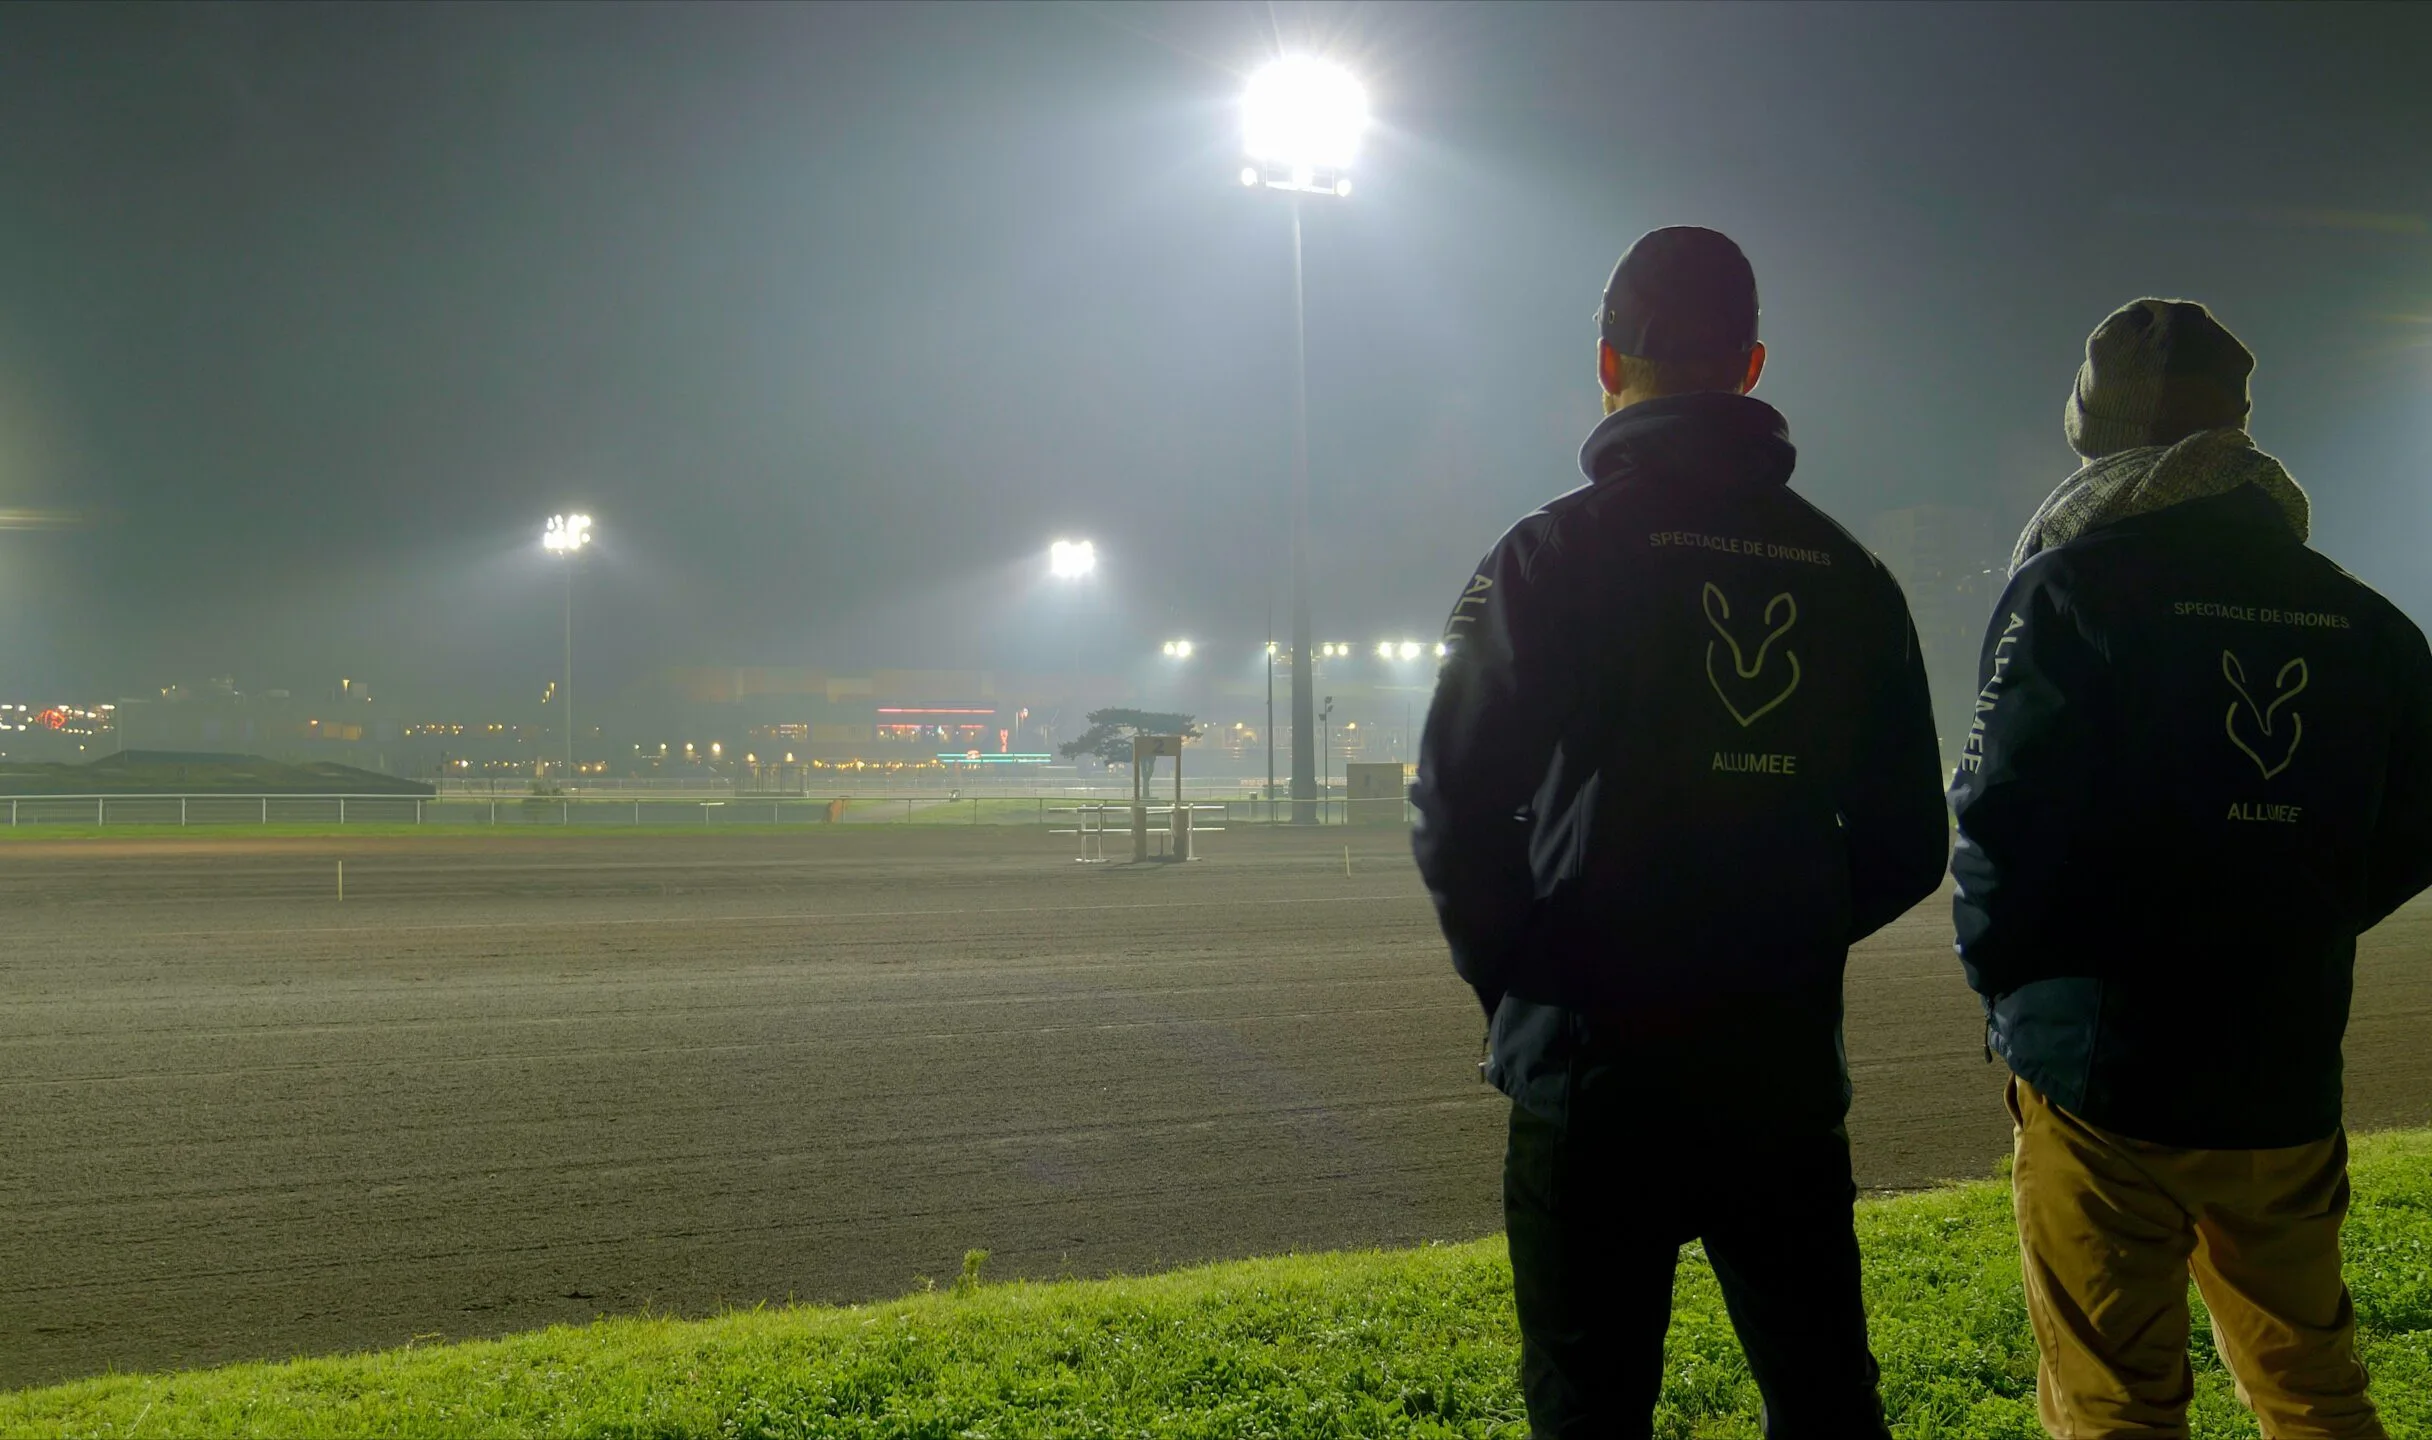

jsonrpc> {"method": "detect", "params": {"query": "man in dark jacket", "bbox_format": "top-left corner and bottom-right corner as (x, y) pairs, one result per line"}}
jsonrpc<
(1952, 299), (2432, 1438)
(1412, 227), (1948, 1438)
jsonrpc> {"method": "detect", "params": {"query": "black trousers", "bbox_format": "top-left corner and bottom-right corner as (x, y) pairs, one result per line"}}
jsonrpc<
(1502, 1100), (1890, 1439)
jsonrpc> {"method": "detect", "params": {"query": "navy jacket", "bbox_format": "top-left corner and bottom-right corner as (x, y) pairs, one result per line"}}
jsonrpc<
(1413, 393), (1948, 1128)
(1952, 485), (2432, 1148)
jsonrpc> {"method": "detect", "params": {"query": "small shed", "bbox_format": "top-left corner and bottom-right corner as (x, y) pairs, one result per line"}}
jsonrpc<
(1343, 761), (1411, 826)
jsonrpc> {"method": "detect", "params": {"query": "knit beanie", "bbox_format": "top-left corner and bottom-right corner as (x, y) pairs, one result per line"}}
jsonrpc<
(2065, 299), (2255, 459)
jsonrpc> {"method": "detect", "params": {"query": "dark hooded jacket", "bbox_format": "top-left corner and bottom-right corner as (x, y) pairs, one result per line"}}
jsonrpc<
(1952, 484), (2432, 1148)
(1412, 392), (1948, 1129)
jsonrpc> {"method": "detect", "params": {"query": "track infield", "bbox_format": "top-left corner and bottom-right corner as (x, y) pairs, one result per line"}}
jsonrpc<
(3, 826), (2426, 1390)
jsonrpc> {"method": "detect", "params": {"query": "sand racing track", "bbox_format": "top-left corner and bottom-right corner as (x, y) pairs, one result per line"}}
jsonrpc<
(2, 826), (2426, 1388)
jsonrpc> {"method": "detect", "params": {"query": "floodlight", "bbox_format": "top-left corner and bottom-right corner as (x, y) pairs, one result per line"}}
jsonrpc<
(1243, 57), (1368, 173)
(543, 513), (593, 554)
(1398, 640), (1422, 661)
(1162, 639), (1195, 659)
(1375, 641), (1393, 659)
(1048, 538), (1097, 579)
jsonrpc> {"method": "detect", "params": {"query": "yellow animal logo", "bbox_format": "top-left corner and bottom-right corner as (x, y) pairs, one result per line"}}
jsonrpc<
(1703, 582), (1801, 728)
(2223, 651), (2306, 780)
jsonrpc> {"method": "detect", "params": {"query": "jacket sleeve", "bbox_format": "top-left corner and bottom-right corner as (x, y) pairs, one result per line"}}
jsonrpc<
(1841, 579), (1951, 943)
(1948, 560), (2109, 999)
(2365, 610), (2432, 927)
(1410, 521), (1583, 1015)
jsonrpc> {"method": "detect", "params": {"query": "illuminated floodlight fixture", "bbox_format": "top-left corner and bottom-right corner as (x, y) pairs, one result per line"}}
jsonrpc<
(1162, 639), (1196, 659)
(1319, 641), (1352, 658)
(1048, 538), (1098, 579)
(542, 513), (593, 554)
(1241, 57), (1367, 197)
(1434, 641), (1448, 658)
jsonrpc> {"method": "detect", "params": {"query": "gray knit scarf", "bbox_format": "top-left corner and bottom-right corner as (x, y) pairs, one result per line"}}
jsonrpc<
(2010, 428), (2309, 576)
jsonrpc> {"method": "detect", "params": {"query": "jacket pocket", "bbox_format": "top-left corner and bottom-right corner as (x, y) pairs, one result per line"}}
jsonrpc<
(1991, 977), (2103, 1115)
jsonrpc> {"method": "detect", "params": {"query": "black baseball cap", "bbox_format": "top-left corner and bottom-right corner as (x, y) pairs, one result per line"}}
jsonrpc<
(1598, 226), (1759, 362)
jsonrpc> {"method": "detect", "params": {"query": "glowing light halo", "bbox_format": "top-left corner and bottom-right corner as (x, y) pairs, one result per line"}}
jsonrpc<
(1048, 538), (1097, 579)
(543, 513), (593, 554)
(1243, 57), (1368, 173)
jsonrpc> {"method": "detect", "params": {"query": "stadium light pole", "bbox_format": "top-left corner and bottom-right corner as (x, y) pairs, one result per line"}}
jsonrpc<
(543, 513), (593, 779)
(1264, 638), (1278, 814)
(1242, 56), (1366, 825)
(1048, 538), (1097, 729)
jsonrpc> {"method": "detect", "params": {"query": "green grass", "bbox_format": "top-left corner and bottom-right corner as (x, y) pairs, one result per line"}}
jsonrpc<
(4, 1131), (2424, 1439)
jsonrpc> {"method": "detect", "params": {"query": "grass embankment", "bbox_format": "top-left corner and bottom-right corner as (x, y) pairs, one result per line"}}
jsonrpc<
(7, 1133), (2426, 1439)
(0, 824), (862, 842)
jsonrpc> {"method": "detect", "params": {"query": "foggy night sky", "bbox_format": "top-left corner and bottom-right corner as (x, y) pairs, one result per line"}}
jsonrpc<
(0, 2), (2427, 708)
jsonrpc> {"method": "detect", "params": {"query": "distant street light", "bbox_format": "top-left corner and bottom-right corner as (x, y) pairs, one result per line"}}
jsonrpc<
(1319, 694), (1337, 817)
(542, 513), (593, 779)
(1241, 57), (1368, 823)
(1161, 639), (1195, 659)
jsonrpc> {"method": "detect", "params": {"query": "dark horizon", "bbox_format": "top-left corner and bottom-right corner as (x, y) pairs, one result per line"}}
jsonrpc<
(2, 2), (2426, 712)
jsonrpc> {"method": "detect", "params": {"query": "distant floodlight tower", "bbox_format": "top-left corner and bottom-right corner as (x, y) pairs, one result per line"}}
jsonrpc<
(1242, 57), (1367, 197)
(1048, 538), (1098, 707)
(543, 513), (593, 778)
(1161, 639), (1195, 659)
(1242, 56), (1367, 823)
(1048, 538), (1097, 580)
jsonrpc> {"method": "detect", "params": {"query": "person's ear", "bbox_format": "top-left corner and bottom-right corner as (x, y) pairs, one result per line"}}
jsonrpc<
(1740, 342), (1767, 395)
(1598, 339), (1624, 398)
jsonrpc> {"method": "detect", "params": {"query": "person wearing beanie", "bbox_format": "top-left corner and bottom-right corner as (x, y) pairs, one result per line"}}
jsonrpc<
(1412, 227), (1946, 1436)
(1950, 300), (2432, 1437)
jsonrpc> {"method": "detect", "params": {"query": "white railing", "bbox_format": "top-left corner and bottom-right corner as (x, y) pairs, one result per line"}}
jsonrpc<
(1, 792), (1414, 828)
(432, 775), (1390, 801)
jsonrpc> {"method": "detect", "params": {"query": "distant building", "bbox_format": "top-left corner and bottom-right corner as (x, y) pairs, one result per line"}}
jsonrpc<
(0, 701), (116, 761)
(1865, 506), (2011, 770)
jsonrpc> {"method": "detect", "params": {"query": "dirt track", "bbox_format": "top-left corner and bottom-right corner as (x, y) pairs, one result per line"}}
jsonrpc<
(2, 827), (2425, 1388)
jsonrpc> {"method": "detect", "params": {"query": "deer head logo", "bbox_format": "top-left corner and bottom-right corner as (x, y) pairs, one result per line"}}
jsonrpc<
(2222, 651), (2306, 780)
(1703, 582), (1801, 728)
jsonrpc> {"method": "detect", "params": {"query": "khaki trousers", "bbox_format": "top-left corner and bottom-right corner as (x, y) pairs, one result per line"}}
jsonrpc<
(2008, 1077), (2384, 1439)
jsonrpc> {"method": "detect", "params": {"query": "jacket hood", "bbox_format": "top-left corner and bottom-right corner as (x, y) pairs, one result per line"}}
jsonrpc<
(1578, 391), (1796, 492)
